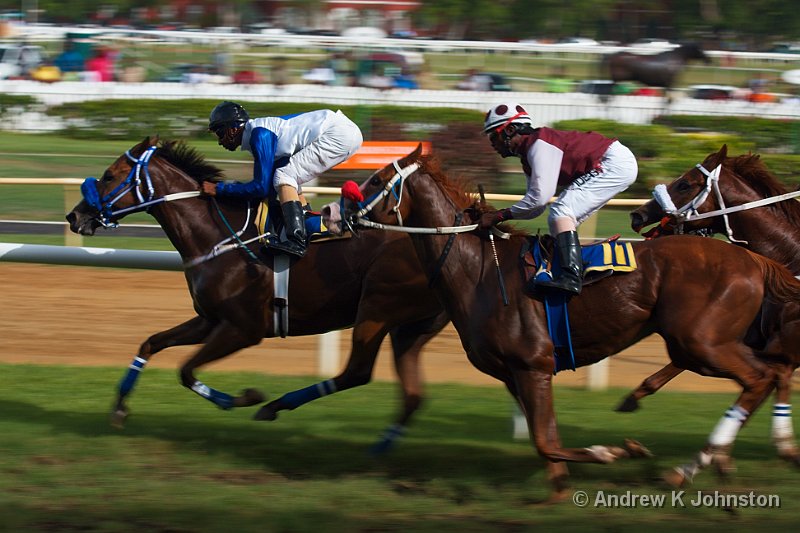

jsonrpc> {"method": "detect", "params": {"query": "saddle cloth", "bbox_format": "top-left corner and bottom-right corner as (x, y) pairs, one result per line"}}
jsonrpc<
(521, 235), (638, 374)
(255, 201), (330, 245)
(522, 235), (637, 287)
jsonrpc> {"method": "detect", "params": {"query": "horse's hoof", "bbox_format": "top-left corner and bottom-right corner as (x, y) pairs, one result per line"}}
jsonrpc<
(253, 403), (279, 421)
(624, 438), (654, 459)
(234, 388), (266, 408)
(110, 409), (128, 429)
(662, 468), (688, 488)
(615, 396), (640, 413)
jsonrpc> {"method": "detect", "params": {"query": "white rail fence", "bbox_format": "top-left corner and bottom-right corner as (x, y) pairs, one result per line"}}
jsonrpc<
(1, 80), (798, 134)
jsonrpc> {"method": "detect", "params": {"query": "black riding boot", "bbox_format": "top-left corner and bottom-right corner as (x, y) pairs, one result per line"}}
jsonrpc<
(535, 230), (583, 295)
(269, 201), (307, 258)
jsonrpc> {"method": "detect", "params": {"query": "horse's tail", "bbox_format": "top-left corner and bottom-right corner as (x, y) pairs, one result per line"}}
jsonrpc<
(750, 250), (800, 302)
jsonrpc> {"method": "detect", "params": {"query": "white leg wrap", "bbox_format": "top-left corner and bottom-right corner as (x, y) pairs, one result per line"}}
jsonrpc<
(709, 405), (748, 447)
(772, 403), (794, 446)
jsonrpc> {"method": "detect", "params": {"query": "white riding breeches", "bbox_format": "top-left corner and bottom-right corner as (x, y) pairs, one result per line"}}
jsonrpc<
(548, 141), (638, 231)
(273, 110), (363, 191)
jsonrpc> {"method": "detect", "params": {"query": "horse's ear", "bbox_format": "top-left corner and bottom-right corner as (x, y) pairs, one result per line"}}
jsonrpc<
(706, 144), (728, 168)
(149, 135), (159, 147)
(410, 143), (424, 159)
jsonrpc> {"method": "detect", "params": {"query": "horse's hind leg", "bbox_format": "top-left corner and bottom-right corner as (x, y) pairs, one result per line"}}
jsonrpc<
(254, 319), (390, 423)
(179, 322), (265, 410)
(666, 345), (777, 486)
(112, 315), (215, 428)
(616, 363), (684, 412)
(771, 364), (799, 465)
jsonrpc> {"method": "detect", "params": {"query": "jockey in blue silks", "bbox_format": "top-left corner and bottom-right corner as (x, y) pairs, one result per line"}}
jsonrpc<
(203, 101), (363, 258)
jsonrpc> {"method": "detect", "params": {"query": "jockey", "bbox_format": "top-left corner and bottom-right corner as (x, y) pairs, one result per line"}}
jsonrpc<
(203, 101), (363, 258)
(478, 103), (638, 294)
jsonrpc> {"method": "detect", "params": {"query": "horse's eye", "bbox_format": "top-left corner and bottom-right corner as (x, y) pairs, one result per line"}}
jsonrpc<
(676, 181), (692, 193)
(101, 174), (114, 183)
(369, 176), (382, 186)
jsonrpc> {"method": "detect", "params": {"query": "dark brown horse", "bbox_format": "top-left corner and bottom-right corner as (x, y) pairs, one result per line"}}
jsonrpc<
(327, 145), (800, 494)
(603, 43), (709, 89)
(625, 145), (800, 463)
(65, 136), (450, 452)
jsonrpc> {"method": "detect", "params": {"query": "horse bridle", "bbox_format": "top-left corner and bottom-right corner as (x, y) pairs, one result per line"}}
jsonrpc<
(349, 160), (479, 235)
(653, 161), (800, 244)
(79, 146), (262, 268)
(80, 146), (201, 227)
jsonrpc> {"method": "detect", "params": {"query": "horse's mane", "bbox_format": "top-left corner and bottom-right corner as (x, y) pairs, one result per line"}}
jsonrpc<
(727, 154), (800, 222)
(416, 153), (527, 235)
(157, 139), (224, 183)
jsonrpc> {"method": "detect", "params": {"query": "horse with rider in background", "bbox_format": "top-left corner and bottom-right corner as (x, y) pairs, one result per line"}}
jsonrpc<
(602, 42), (710, 99)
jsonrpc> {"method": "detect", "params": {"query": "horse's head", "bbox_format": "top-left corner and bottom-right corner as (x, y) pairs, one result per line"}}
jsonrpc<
(630, 145), (729, 237)
(67, 136), (221, 236)
(322, 144), (427, 236)
(66, 136), (162, 235)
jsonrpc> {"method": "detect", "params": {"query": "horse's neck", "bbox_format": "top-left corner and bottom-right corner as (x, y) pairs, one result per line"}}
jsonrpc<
(716, 176), (800, 274)
(728, 209), (800, 274)
(150, 180), (251, 261)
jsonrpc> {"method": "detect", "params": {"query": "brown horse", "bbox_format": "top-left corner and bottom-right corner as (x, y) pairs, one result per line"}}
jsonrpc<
(65, 136), (450, 452)
(602, 42), (709, 89)
(625, 145), (800, 463)
(326, 145), (800, 494)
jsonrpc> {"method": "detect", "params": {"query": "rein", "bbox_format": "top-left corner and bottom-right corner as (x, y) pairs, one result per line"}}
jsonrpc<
(651, 162), (800, 244)
(352, 160), (479, 235)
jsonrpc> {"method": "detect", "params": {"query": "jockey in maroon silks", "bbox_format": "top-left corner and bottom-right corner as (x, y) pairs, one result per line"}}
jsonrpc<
(478, 103), (638, 294)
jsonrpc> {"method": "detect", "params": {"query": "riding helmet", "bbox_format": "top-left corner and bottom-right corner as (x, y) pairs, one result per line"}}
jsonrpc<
(208, 101), (250, 132)
(483, 103), (533, 134)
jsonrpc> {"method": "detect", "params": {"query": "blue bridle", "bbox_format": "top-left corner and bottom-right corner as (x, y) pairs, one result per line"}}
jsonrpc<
(80, 145), (158, 227)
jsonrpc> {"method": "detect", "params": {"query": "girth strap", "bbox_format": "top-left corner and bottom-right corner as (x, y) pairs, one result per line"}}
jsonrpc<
(273, 254), (291, 338)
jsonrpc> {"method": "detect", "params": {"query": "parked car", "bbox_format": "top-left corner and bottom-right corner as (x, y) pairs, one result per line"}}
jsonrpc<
(0, 44), (43, 79)
(687, 84), (740, 100)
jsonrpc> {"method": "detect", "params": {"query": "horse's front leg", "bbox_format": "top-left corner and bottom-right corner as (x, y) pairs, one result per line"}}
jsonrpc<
(178, 321), (266, 410)
(112, 315), (216, 428)
(253, 319), (390, 424)
(512, 359), (651, 493)
(615, 363), (684, 412)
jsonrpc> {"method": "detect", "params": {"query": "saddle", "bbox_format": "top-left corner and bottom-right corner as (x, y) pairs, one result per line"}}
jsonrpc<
(255, 200), (348, 246)
(520, 234), (637, 290)
(520, 234), (638, 373)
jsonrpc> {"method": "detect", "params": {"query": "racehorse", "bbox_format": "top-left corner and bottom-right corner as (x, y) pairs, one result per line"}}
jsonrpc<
(65, 136), (450, 452)
(602, 43), (709, 90)
(624, 145), (800, 463)
(326, 145), (800, 494)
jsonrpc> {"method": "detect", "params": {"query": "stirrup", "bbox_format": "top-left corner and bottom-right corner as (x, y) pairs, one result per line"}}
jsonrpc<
(268, 239), (307, 258)
(535, 275), (582, 295)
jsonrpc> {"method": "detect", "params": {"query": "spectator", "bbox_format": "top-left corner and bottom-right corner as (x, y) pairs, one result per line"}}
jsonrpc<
(85, 48), (115, 82)
(53, 40), (84, 74)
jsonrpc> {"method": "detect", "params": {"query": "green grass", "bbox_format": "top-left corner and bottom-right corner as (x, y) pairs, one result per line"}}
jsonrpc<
(1, 363), (798, 531)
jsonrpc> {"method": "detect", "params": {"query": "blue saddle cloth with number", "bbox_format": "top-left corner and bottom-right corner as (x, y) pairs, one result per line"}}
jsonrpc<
(523, 235), (637, 373)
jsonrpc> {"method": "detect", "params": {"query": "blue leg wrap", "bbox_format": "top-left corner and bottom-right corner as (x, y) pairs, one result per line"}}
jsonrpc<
(370, 423), (406, 455)
(279, 379), (337, 410)
(119, 357), (147, 397)
(191, 380), (235, 410)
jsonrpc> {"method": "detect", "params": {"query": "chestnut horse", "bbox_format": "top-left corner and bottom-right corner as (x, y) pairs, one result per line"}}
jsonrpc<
(65, 136), (450, 452)
(327, 145), (800, 494)
(625, 145), (800, 462)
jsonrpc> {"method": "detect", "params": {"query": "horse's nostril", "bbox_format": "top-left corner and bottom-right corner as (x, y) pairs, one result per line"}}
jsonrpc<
(66, 212), (76, 224)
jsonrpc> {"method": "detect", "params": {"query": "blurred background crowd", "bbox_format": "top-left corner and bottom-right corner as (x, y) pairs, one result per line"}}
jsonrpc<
(0, 0), (798, 102)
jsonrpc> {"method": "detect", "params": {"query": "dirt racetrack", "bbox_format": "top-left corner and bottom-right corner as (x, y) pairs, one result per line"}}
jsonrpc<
(0, 263), (739, 394)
